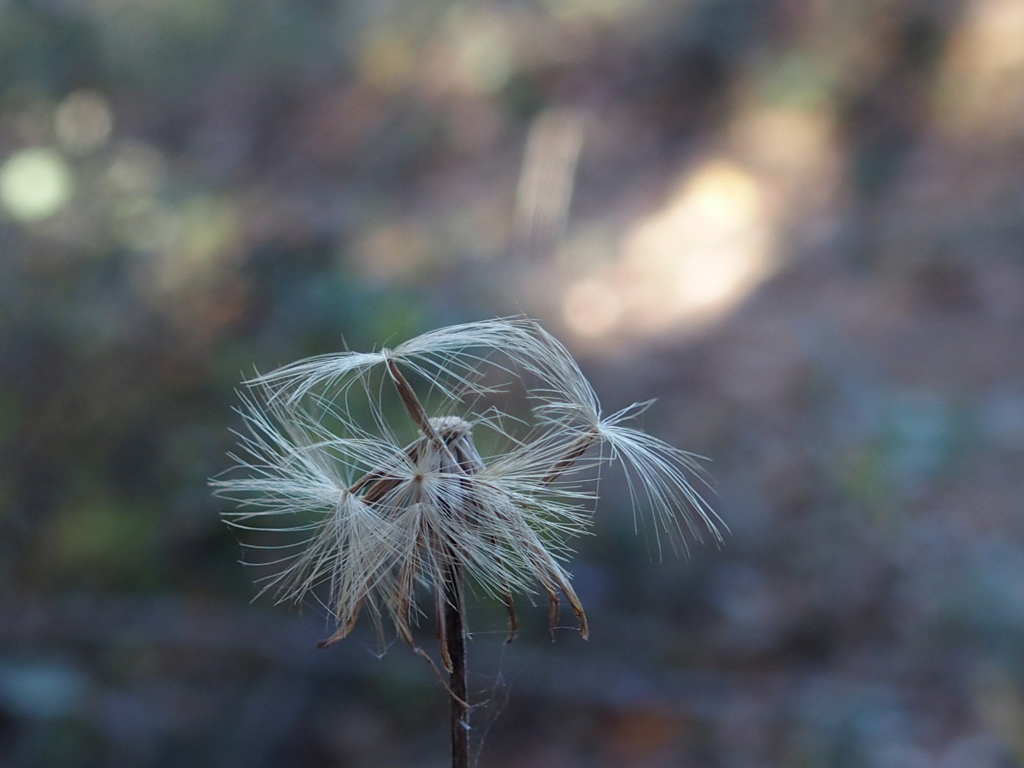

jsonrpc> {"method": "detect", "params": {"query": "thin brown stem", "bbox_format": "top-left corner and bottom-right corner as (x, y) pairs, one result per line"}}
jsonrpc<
(382, 357), (473, 766)
(444, 563), (469, 768)
(386, 357), (436, 438)
(385, 357), (463, 471)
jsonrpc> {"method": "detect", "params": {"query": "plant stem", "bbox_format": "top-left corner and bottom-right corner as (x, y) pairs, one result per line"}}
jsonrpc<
(444, 566), (469, 768)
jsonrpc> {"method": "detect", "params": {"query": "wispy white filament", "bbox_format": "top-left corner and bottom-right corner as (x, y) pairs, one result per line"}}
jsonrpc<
(212, 318), (723, 649)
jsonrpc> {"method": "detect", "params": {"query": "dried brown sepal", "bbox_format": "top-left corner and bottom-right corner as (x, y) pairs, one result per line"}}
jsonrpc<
(316, 597), (365, 648)
(503, 594), (518, 643)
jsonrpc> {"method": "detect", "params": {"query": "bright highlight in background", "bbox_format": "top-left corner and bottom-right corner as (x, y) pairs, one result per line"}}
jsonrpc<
(55, 90), (114, 154)
(0, 148), (74, 222)
(563, 159), (774, 338)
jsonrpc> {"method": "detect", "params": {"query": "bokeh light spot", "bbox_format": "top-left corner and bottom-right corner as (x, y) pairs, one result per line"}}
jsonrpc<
(0, 148), (74, 222)
(55, 90), (114, 154)
(446, 10), (515, 95)
(105, 141), (167, 196)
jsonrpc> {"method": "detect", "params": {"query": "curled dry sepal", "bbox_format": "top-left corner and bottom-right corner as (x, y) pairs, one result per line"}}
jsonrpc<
(211, 319), (723, 666)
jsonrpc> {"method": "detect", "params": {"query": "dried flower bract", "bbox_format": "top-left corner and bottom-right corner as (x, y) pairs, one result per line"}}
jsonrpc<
(212, 319), (722, 662)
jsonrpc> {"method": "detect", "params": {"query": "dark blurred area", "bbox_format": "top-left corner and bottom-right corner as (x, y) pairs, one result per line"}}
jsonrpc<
(2, 0), (1024, 766)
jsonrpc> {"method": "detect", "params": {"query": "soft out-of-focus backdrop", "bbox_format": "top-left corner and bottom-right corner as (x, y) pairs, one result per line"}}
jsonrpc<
(2, 0), (1023, 766)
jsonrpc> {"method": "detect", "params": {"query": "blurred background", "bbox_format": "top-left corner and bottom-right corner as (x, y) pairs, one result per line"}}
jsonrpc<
(2, 0), (1024, 766)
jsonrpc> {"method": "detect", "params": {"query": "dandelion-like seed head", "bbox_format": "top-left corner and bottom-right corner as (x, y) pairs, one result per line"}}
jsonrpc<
(211, 318), (722, 660)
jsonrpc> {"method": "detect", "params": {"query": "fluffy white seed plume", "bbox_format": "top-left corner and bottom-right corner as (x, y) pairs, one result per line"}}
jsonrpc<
(212, 318), (723, 659)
